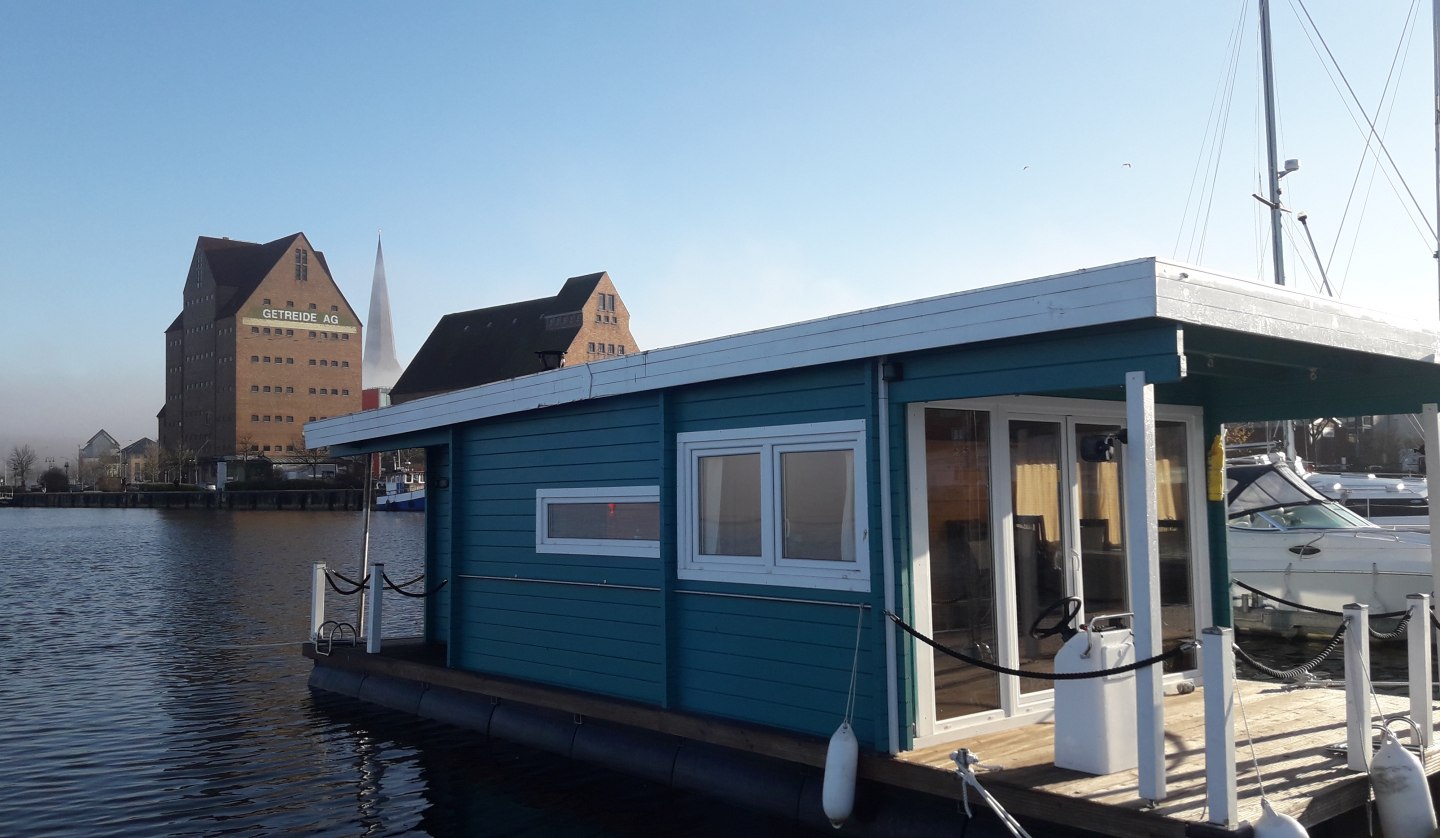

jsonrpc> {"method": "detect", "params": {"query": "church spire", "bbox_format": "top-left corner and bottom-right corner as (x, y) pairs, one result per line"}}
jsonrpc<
(363, 231), (404, 389)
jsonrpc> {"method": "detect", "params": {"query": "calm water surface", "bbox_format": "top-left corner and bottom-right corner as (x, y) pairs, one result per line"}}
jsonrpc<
(0, 509), (804, 837)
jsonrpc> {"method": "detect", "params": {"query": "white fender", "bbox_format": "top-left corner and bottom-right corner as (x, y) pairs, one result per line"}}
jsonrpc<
(822, 722), (858, 828)
(1252, 799), (1308, 838)
(1371, 729), (1437, 838)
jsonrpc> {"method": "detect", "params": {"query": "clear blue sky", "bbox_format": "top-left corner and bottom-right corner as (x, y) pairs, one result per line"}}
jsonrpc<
(3, 1), (1438, 465)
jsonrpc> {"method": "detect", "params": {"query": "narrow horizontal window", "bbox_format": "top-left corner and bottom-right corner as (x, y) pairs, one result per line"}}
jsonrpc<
(536, 486), (661, 558)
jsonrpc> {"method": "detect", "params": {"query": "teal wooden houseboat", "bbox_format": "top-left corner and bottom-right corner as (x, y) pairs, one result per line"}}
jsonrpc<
(307, 258), (1440, 834)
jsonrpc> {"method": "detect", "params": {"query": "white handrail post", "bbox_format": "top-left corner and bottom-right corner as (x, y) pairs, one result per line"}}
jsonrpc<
(310, 562), (327, 641)
(1202, 627), (1238, 829)
(367, 562), (384, 654)
(1426, 405), (1440, 583)
(1343, 602), (1371, 772)
(1408, 593), (1433, 749)
(1124, 371), (1165, 802)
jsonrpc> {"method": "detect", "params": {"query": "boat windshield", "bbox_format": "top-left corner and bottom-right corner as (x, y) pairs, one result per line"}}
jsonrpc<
(1226, 462), (1374, 529)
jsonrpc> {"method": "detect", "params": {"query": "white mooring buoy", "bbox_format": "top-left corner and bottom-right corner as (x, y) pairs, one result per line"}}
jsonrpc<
(1252, 798), (1308, 838)
(822, 721), (858, 828)
(1370, 728), (1437, 838)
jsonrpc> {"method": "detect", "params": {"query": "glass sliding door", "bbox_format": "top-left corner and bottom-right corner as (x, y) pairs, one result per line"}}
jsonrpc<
(1155, 420), (1197, 672)
(922, 408), (999, 719)
(1009, 419), (1067, 693)
(911, 398), (1204, 738)
(1075, 422), (1128, 619)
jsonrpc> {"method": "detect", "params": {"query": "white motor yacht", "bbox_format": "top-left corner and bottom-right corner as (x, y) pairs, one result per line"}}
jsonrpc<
(1227, 460), (1431, 635)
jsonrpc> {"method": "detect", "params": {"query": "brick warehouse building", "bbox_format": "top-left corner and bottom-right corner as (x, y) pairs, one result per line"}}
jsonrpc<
(389, 271), (638, 404)
(159, 233), (362, 476)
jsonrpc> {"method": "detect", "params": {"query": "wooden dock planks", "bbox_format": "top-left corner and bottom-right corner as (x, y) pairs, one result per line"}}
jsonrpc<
(882, 680), (1435, 837)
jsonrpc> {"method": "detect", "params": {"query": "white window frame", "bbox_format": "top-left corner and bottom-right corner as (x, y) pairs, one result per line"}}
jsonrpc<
(535, 485), (660, 558)
(677, 419), (870, 592)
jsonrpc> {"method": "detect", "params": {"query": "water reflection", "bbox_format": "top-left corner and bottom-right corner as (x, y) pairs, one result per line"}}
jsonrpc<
(0, 508), (806, 836)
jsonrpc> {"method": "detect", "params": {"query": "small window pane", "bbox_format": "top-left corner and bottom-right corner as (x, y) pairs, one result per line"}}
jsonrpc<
(781, 450), (855, 561)
(548, 502), (659, 541)
(698, 453), (761, 556)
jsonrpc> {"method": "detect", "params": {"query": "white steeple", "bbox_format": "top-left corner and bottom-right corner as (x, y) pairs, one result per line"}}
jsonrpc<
(363, 232), (404, 389)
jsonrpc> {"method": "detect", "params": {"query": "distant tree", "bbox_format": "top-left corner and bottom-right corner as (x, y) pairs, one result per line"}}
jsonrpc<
(236, 434), (255, 461)
(6, 444), (36, 486)
(39, 467), (68, 493)
(291, 437), (330, 479)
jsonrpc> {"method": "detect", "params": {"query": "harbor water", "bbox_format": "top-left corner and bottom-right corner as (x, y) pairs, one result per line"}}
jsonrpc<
(1, 507), (1423, 836)
(0, 508), (808, 836)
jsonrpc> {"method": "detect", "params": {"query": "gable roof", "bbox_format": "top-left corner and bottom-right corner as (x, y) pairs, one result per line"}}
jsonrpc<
(121, 438), (157, 457)
(196, 233), (336, 319)
(389, 272), (607, 402)
(83, 430), (120, 453)
(308, 258), (1440, 451)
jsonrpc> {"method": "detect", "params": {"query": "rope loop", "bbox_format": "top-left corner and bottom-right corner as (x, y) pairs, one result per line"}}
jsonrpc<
(1230, 578), (1407, 619)
(1234, 621), (1347, 683)
(886, 610), (1191, 681)
(382, 572), (450, 598)
(324, 569), (370, 596)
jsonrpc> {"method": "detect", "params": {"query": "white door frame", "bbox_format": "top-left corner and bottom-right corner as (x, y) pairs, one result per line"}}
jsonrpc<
(907, 395), (1209, 746)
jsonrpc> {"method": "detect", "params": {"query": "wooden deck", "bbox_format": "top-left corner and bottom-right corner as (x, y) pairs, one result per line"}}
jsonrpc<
(310, 642), (1436, 837)
(868, 681), (1437, 837)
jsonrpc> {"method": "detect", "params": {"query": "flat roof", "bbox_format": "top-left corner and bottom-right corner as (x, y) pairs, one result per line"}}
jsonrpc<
(307, 257), (1440, 449)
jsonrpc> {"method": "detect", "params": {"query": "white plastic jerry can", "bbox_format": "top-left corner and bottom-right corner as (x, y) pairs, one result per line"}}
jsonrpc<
(1053, 625), (1138, 775)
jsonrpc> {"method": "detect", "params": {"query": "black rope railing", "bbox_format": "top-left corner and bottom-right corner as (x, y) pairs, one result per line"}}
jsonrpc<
(1369, 611), (1413, 641)
(1232, 581), (1411, 622)
(1234, 621), (1347, 682)
(885, 610), (1193, 681)
(325, 570), (370, 596)
(382, 572), (449, 598)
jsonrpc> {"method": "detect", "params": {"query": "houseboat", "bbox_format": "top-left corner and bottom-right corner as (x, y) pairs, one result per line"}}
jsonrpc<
(304, 258), (1440, 836)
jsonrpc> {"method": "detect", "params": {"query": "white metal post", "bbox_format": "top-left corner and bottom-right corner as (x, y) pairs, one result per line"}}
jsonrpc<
(1425, 405), (1440, 584)
(310, 562), (327, 640)
(1409, 593), (1433, 749)
(359, 453), (375, 636)
(1343, 602), (1372, 772)
(1125, 371), (1165, 801)
(1202, 627), (1238, 828)
(366, 562), (384, 654)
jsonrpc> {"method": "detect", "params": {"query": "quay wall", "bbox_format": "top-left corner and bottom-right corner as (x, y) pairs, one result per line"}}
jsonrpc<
(6, 489), (365, 511)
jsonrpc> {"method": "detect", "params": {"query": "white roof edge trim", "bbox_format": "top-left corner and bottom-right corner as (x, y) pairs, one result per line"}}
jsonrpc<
(306, 257), (1440, 449)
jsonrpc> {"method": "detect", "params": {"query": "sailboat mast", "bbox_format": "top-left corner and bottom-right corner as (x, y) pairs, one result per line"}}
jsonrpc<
(1433, 0), (1440, 314)
(1260, 0), (1298, 459)
(1260, 0), (1286, 287)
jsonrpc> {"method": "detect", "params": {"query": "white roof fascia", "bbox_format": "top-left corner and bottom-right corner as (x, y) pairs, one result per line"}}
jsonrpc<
(308, 258), (1440, 449)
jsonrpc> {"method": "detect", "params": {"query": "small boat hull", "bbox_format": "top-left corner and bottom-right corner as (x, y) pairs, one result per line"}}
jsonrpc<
(375, 488), (425, 511)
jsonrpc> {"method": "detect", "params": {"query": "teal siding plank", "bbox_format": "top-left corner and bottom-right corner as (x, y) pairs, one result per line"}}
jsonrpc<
(677, 665), (870, 716)
(459, 605), (662, 645)
(425, 443), (452, 643)
(681, 646), (870, 698)
(455, 649), (661, 703)
(471, 623), (660, 664)
(890, 324), (1185, 404)
(678, 686), (856, 739)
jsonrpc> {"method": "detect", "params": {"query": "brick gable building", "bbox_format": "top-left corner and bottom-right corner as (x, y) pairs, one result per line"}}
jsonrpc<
(390, 271), (637, 404)
(159, 233), (362, 471)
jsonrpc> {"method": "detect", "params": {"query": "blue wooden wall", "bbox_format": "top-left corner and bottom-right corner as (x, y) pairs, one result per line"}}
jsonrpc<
(450, 394), (667, 705)
(440, 361), (890, 747)
(425, 443), (451, 645)
(666, 362), (885, 746)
